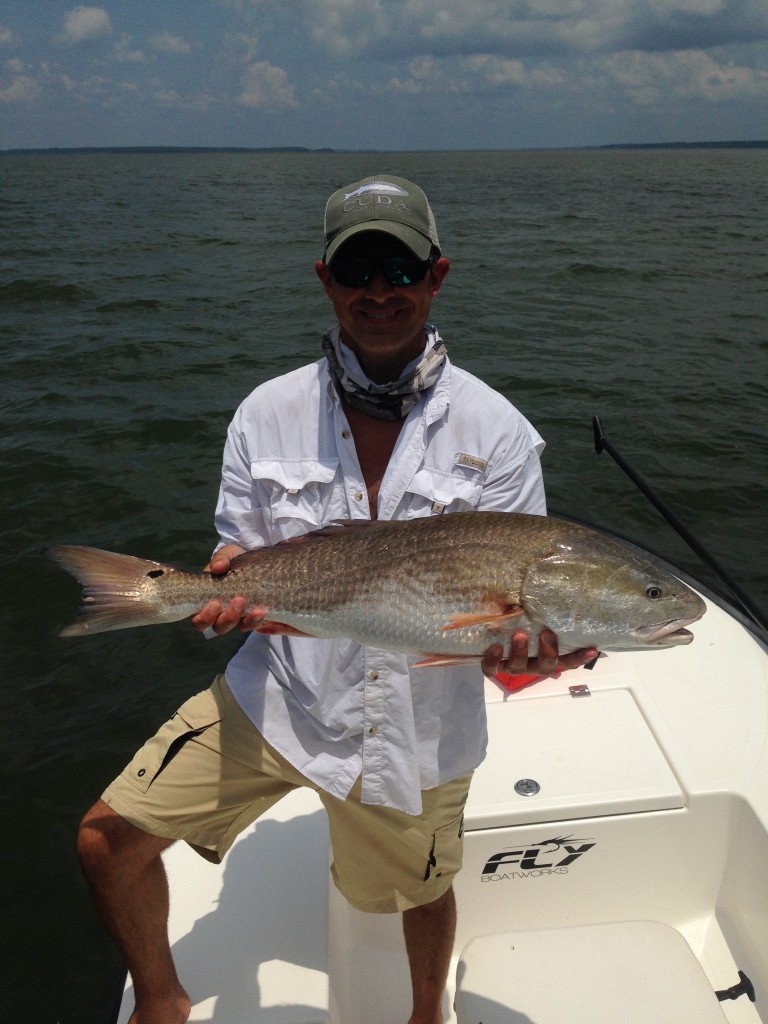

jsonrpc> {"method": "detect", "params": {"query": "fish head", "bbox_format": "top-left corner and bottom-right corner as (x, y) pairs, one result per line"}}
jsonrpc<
(521, 538), (706, 652)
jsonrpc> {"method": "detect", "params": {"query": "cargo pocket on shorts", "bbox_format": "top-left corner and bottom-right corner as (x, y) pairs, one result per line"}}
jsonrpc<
(423, 813), (465, 883)
(123, 687), (224, 795)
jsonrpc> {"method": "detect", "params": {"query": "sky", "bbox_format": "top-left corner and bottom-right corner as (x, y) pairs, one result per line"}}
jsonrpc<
(1, 1), (767, 150)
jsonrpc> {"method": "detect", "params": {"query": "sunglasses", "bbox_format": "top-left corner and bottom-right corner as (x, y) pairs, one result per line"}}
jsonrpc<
(330, 254), (436, 289)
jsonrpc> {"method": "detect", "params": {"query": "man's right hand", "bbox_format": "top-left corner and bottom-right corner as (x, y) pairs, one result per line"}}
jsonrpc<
(191, 544), (268, 635)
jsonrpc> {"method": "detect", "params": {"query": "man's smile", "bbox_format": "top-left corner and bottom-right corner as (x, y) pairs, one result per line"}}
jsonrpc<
(359, 308), (401, 321)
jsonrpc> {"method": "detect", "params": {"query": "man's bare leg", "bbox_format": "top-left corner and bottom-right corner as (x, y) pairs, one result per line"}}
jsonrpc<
(402, 887), (456, 1024)
(77, 799), (190, 1024)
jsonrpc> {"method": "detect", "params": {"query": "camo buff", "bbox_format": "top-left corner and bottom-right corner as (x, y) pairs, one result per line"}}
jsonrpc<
(322, 323), (447, 421)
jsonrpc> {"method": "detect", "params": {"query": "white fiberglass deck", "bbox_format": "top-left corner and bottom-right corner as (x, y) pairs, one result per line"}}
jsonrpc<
(455, 921), (729, 1023)
(115, 591), (768, 1024)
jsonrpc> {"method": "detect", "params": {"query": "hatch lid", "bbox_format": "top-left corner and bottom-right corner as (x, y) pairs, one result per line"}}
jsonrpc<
(466, 689), (683, 830)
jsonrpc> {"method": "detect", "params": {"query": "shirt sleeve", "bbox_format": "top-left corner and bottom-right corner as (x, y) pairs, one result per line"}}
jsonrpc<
(473, 405), (547, 514)
(442, 364), (547, 517)
(213, 404), (271, 552)
(477, 444), (547, 515)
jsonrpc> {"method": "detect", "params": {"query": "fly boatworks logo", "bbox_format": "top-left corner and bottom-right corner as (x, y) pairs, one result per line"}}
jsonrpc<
(481, 835), (596, 882)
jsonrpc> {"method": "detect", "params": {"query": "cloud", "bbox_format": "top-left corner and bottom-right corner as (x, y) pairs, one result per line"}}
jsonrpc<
(0, 57), (55, 105)
(234, 32), (261, 61)
(384, 52), (567, 97)
(60, 6), (113, 45)
(149, 83), (215, 111)
(2, 0), (766, 148)
(459, 54), (567, 89)
(599, 48), (768, 103)
(236, 61), (298, 108)
(306, 0), (768, 59)
(309, 0), (391, 57)
(57, 73), (116, 102)
(652, 0), (725, 12)
(0, 70), (41, 104)
(114, 34), (145, 63)
(149, 31), (192, 55)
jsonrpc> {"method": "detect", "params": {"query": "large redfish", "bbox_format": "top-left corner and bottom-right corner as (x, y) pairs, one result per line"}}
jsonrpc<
(45, 512), (705, 664)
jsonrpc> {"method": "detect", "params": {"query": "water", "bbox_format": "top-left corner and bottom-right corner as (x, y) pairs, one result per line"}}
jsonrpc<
(2, 148), (767, 1022)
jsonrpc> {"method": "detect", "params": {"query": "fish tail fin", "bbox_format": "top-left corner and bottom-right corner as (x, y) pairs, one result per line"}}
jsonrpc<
(44, 545), (184, 637)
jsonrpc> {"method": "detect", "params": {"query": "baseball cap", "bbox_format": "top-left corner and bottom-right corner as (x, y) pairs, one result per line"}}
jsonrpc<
(323, 175), (441, 263)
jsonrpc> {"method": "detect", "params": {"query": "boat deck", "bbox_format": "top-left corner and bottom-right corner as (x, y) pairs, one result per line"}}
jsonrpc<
(115, 590), (768, 1023)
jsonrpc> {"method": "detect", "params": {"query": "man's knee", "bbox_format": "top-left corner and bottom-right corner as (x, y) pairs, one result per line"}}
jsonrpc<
(404, 885), (455, 919)
(77, 799), (173, 876)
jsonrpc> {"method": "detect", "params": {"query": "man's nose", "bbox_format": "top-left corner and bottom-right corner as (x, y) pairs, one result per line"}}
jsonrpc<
(362, 268), (397, 299)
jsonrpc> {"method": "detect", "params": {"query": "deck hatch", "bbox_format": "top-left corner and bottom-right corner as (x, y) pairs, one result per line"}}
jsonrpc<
(465, 689), (684, 830)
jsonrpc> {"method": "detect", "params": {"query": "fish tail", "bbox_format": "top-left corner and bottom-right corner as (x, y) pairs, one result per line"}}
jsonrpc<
(44, 545), (185, 637)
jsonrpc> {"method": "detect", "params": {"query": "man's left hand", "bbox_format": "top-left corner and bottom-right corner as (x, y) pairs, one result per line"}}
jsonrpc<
(481, 629), (599, 679)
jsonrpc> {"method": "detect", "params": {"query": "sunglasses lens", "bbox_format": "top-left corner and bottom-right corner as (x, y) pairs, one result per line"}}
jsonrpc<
(331, 257), (431, 288)
(331, 259), (371, 288)
(385, 258), (428, 286)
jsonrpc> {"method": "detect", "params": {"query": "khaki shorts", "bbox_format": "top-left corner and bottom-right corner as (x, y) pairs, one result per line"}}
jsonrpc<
(103, 674), (471, 913)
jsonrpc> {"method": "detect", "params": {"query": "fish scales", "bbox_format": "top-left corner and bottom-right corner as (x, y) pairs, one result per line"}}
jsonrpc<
(45, 511), (706, 657)
(241, 516), (523, 653)
(240, 515), (525, 628)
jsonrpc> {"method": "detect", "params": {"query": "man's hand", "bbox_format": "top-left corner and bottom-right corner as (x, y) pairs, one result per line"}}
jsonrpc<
(191, 544), (268, 635)
(480, 629), (599, 680)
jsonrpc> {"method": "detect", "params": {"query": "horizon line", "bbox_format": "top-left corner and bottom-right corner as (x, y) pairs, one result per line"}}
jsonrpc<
(3, 139), (768, 156)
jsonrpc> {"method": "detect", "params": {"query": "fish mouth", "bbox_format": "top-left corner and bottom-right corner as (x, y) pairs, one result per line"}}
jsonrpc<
(633, 616), (702, 646)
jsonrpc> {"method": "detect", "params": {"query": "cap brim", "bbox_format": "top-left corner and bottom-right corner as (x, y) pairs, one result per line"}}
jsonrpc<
(325, 222), (434, 263)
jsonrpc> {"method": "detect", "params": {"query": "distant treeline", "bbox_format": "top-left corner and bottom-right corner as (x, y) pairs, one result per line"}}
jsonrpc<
(597, 140), (767, 150)
(0, 146), (326, 155)
(2, 141), (766, 155)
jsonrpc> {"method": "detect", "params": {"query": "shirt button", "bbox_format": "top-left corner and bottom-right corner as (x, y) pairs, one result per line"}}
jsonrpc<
(342, 429), (351, 439)
(368, 670), (379, 681)
(353, 491), (363, 502)
(368, 726), (378, 736)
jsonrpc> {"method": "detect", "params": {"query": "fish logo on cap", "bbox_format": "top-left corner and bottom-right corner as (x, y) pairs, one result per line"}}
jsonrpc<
(343, 182), (409, 201)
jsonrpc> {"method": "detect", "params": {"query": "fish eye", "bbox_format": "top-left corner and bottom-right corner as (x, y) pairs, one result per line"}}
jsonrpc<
(645, 583), (663, 599)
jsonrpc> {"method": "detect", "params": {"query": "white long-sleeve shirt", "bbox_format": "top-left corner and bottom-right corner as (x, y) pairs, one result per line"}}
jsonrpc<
(218, 348), (546, 815)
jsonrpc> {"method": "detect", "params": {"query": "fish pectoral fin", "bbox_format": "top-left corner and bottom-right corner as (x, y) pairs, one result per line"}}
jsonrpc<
(411, 653), (483, 668)
(253, 620), (316, 638)
(440, 606), (524, 632)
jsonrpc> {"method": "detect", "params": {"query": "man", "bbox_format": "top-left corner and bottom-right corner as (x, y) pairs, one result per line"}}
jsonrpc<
(77, 175), (596, 1024)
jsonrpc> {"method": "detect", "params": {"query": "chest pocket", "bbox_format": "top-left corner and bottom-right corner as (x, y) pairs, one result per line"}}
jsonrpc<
(404, 466), (484, 517)
(251, 458), (344, 539)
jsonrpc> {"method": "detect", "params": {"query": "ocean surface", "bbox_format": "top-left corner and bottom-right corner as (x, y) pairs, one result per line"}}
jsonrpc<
(2, 148), (767, 1023)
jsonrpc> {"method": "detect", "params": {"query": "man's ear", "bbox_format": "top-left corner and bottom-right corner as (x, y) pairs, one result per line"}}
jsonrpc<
(428, 257), (450, 298)
(315, 260), (333, 298)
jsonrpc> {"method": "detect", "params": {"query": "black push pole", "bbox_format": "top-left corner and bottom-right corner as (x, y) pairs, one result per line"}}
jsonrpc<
(593, 415), (768, 635)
